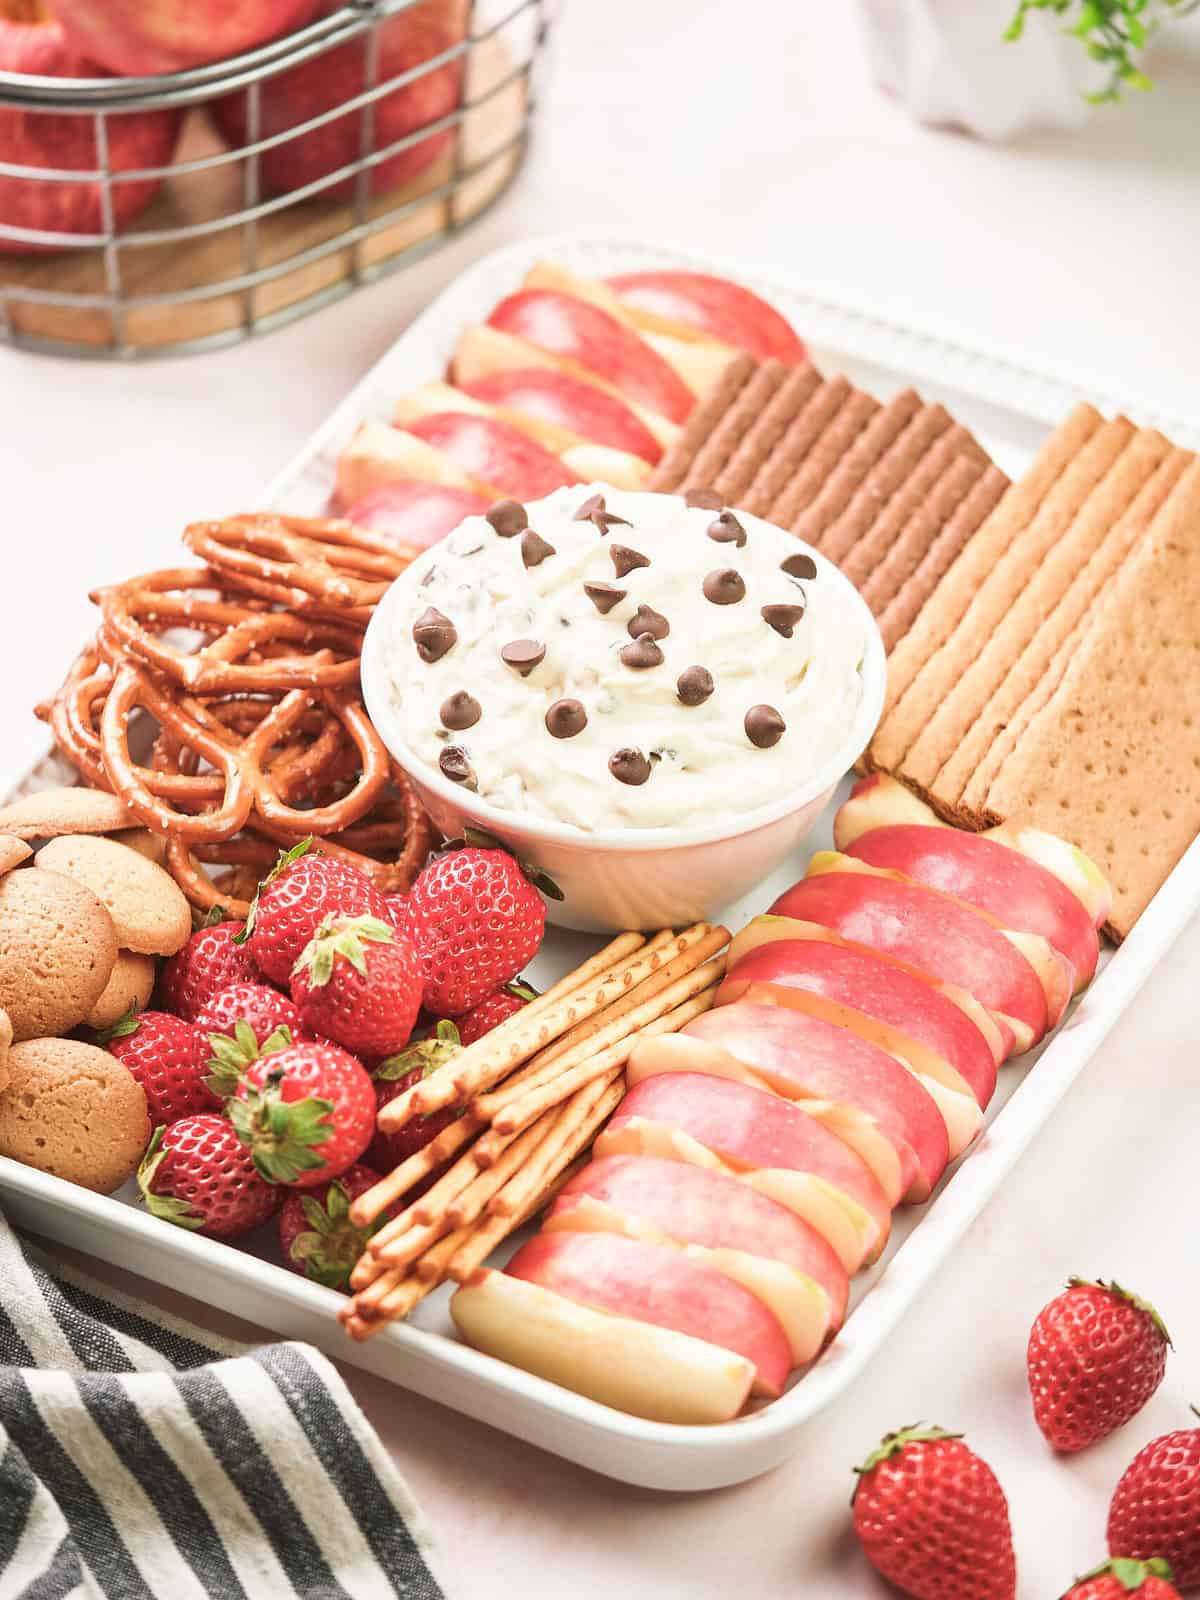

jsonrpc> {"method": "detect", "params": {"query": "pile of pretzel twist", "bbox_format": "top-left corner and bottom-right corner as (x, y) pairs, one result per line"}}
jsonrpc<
(36, 512), (436, 918)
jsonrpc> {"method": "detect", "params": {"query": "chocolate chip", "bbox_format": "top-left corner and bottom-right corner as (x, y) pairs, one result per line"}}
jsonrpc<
(412, 606), (457, 663)
(626, 604), (669, 641)
(684, 487), (724, 510)
(440, 691), (481, 731)
(485, 499), (528, 537)
(761, 602), (806, 638)
(609, 747), (651, 785)
(574, 492), (632, 534)
(707, 511), (747, 548)
(745, 704), (786, 748)
(781, 552), (817, 581)
(610, 544), (650, 579)
(620, 632), (665, 670)
(703, 568), (746, 605)
(676, 666), (714, 706)
(439, 746), (476, 788)
(521, 529), (555, 568)
(545, 698), (588, 739)
(583, 580), (626, 615)
(500, 639), (546, 677)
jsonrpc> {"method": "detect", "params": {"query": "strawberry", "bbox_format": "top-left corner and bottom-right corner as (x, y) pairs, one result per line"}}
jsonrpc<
(404, 838), (551, 1015)
(853, 1425), (1017, 1600)
(1029, 1278), (1171, 1452)
(367, 1021), (460, 1172)
(1108, 1414), (1200, 1590)
(159, 919), (259, 1020)
(238, 838), (389, 987)
(98, 1009), (216, 1125)
(194, 982), (305, 1048)
(1063, 1558), (1181, 1598)
(278, 1163), (391, 1289)
(229, 1040), (376, 1188)
(138, 1116), (280, 1239)
(383, 892), (408, 930)
(454, 980), (538, 1046)
(203, 1018), (294, 1102)
(290, 915), (422, 1059)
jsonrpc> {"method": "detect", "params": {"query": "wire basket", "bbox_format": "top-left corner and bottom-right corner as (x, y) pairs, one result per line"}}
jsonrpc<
(0, 0), (548, 358)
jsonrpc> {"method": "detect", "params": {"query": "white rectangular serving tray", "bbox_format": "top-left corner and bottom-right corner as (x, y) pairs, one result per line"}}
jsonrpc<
(5, 232), (1200, 1492)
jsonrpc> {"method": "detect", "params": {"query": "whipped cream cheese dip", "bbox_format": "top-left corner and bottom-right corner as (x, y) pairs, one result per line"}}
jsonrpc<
(381, 485), (870, 831)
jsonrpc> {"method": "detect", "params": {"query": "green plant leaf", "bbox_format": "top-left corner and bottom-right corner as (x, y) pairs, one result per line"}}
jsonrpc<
(91, 1005), (142, 1046)
(228, 1067), (334, 1185)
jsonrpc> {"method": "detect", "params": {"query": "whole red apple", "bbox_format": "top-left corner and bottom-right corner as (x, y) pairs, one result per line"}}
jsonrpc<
(211, 0), (465, 201)
(44, 0), (319, 77)
(0, 6), (182, 257)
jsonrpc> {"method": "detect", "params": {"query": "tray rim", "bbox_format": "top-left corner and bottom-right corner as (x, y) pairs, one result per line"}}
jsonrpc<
(6, 228), (1200, 1491)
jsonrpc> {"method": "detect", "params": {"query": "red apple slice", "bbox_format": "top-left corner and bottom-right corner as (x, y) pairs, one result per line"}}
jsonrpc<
(487, 289), (696, 424)
(647, 1004), (950, 1203)
(607, 270), (808, 365)
(336, 419), (495, 507)
(503, 1231), (792, 1398)
(844, 824), (1099, 992)
(451, 324), (680, 449)
(545, 1153), (848, 1363)
(404, 411), (580, 501)
(596, 1072), (892, 1274)
(343, 480), (489, 550)
(986, 821), (1113, 931)
(394, 381), (583, 456)
(557, 444), (650, 489)
(451, 1268), (755, 1424)
(771, 861), (1050, 1052)
(461, 368), (665, 464)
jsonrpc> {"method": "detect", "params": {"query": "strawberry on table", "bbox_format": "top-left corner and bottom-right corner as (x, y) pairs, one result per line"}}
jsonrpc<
(1029, 1278), (1171, 1453)
(238, 838), (390, 987)
(99, 1009), (216, 1125)
(1064, 1558), (1182, 1599)
(454, 980), (538, 1046)
(367, 1020), (460, 1172)
(852, 1425), (1017, 1600)
(278, 1163), (391, 1289)
(290, 915), (422, 1059)
(404, 835), (551, 1016)
(1108, 1415), (1200, 1591)
(159, 918), (260, 1020)
(138, 1116), (280, 1239)
(229, 1040), (376, 1188)
(194, 982), (306, 1049)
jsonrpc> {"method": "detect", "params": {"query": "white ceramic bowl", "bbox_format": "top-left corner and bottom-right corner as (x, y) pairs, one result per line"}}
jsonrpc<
(361, 534), (887, 933)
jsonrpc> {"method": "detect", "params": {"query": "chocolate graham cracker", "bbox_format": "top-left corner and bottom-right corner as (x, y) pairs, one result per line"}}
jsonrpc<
(650, 351), (758, 491)
(978, 459), (1200, 939)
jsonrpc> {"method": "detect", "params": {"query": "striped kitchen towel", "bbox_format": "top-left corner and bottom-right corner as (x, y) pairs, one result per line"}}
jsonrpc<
(0, 1205), (450, 1600)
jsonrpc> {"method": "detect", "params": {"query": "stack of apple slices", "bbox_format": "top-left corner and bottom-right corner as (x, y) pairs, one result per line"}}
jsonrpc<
(451, 777), (1111, 1426)
(332, 263), (806, 547)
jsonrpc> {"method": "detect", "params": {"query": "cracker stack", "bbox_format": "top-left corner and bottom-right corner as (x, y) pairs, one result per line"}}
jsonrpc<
(867, 403), (1200, 938)
(648, 355), (1009, 650)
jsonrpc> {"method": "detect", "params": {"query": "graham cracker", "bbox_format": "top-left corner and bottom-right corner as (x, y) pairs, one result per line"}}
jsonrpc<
(954, 444), (1196, 815)
(821, 404), (962, 571)
(784, 389), (924, 555)
(898, 420), (1168, 795)
(648, 351), (757, 491)
(681, 359), (790, 490)
(764, 390), (881, 529)
(875, 404), (1103, 736)
(713, 363), (824, 503)
(979, 462), (1200, 938)
(870, 405), (1114, 773)
(736, 376), (856, 517)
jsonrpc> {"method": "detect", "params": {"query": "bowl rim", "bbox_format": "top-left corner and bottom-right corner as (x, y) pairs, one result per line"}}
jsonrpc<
(360, 510), (887, 856)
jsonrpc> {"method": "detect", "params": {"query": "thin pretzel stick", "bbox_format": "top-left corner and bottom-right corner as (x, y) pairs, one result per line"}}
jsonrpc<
(475, 930), (728, 1123)
(349, 1112), (485, 1231)
(378, 925), (707, 1133)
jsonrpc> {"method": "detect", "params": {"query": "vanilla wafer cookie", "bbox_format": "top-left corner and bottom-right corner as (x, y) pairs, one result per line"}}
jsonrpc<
(900, 419), (1166, 796)
(980, 473), (1200, 938)
(648, 351), (757, 491)
(712, 363), (824, 504)
(736, 376), (855, 516)
(786, 390), (924, 555)
(680, 359), (790, 491)
(822, 403), (961, 572)
(873, 463), (1010, 650)
(964, 451), (1200, 820)
(869, 404), (1107, 771)
(766, 389), (880, 528)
